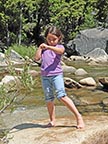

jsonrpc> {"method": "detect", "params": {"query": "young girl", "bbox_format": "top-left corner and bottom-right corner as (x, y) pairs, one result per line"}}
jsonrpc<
(34, 26), (85, 129)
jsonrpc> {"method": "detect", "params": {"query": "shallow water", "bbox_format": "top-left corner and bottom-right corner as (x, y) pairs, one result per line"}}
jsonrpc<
(0, 61), (108, 110)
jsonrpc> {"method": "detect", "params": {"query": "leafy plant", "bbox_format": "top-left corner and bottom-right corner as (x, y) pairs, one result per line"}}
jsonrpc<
(0, 85), (18, 114)
(7, 44), (36, 59)
(19, 59), (36, 90)
(0, 46), (36, 113)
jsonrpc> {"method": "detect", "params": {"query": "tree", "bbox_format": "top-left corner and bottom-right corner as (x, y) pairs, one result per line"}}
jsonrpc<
(0, 0), (43, 46)
(48, 0), (97, 41)
(95, 0), (108, 28)
(0, 0), (108, 46)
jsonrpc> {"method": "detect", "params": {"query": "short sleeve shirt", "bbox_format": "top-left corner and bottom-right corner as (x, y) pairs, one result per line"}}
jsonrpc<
(41, 44), (64, 76)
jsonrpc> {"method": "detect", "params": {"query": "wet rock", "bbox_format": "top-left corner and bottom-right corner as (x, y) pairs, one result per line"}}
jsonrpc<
(64, 77), (83, 89)
(98, 77), (108, 89)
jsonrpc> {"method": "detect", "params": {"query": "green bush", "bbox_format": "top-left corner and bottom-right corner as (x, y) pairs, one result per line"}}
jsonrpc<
(7, 44), (37, 60)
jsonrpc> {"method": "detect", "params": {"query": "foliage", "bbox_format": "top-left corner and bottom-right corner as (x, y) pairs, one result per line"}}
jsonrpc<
(0, 63), (35, 114)
(0, 85), (18, 114)
(49, 0), (87, 40)
(0, 45), (36, 113)
(5, 47), (36, 90)
(0, 0), (108, 46)
(18, 60), (36, 90)
(6, 44), (36, 59)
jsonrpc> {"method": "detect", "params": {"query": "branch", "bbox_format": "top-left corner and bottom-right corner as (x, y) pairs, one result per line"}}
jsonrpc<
(0, 90), (19, 114)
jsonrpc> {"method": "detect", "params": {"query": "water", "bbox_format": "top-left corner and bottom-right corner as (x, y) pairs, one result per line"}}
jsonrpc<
(0, 61), (108, 109)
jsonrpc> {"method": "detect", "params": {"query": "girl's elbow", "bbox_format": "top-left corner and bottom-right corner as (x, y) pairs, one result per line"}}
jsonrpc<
(34, 56), (41, 61)
(60, 48), (65, 54)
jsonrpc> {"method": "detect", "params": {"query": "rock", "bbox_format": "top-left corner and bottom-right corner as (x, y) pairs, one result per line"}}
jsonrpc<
(64, 77), (83, 89)
(88, 60), (101, 66)
(14, 68), (39, 77)
(0, 52), (7, 66)
(4, 114), (108, 144)
(79, 77), (97, 86)
(62, 65), (76, 73)
(102, 98), (108, 106)
(73, 28), (108, 55)
(1, 105), (108, 144)
(85, 48), (108, 63)
(98, 77), (108, 89)
(75, 68), (88, 76)
(0, 75), (21, 91)
(86, 48), (108, 58)
(9, 50), (25, 62)
(0, 52), (5, 61)
(64, 41), (80, 57)
(70, 56), (88, 61)
(0, 75), (19, 85)
(61, 60), (66, 66)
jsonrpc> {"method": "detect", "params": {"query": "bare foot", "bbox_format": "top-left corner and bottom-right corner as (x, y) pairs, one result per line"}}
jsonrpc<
(44, 121), (55, 128)
(77, 115), (85, 129)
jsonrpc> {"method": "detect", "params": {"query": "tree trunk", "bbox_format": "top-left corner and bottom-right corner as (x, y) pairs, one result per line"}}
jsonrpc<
(18, 4), (23, 45)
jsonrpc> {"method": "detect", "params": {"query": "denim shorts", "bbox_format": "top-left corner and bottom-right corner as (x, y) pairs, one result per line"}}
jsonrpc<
(41, 74), (67, 102)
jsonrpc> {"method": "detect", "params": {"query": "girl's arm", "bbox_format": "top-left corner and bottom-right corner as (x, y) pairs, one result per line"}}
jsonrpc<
(40, 43), (65, 54)
(47, 45), (65, 54)
(34, 46), (42, 61)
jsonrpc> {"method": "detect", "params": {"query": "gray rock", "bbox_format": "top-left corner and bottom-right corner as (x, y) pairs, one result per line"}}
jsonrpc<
(62, 65), (76, 73)
(9, 50), (25, 62)
(73, 28), (108, 55)
(75, 68), (88, 76)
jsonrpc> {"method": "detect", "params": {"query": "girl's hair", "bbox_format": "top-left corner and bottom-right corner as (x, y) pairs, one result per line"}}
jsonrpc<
(45, 26), (64, 43)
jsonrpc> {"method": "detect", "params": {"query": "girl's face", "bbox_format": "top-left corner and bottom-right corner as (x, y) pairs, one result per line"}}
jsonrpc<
(46, 33), (60, 46)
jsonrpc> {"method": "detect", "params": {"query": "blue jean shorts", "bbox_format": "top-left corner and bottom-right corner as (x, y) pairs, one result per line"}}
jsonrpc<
(41, 74), (67, 102)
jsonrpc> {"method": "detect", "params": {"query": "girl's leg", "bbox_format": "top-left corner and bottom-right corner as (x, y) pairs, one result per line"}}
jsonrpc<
(41, 76), (55, 127)
(46, 101), (55, 126)
(60, 96), (85, 129)
(52, 75), (84, 129)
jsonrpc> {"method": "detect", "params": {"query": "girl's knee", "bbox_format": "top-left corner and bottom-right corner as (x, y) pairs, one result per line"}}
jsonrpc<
(58, 95), (66, 101)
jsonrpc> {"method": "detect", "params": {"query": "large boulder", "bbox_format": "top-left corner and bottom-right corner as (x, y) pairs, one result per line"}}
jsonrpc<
(86, 47), (108, 58)
(2, 111), (108, 144)
(66, 28), (108, 56)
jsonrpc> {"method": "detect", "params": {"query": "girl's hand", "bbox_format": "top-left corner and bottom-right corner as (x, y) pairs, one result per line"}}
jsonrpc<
(40, 43), (48, 50)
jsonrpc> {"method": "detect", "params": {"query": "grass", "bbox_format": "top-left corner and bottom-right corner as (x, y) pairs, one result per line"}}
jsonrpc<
(6, 44), (37, 60)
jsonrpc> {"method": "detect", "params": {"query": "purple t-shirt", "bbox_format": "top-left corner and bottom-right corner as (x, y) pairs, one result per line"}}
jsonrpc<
(41, 44), (64, 76)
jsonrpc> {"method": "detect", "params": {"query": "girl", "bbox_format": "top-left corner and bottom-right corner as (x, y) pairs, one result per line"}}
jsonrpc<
(35, 26), (85, 129)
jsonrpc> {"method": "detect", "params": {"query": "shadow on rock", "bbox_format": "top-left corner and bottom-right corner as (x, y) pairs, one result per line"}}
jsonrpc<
(12, 123), (44, 131)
